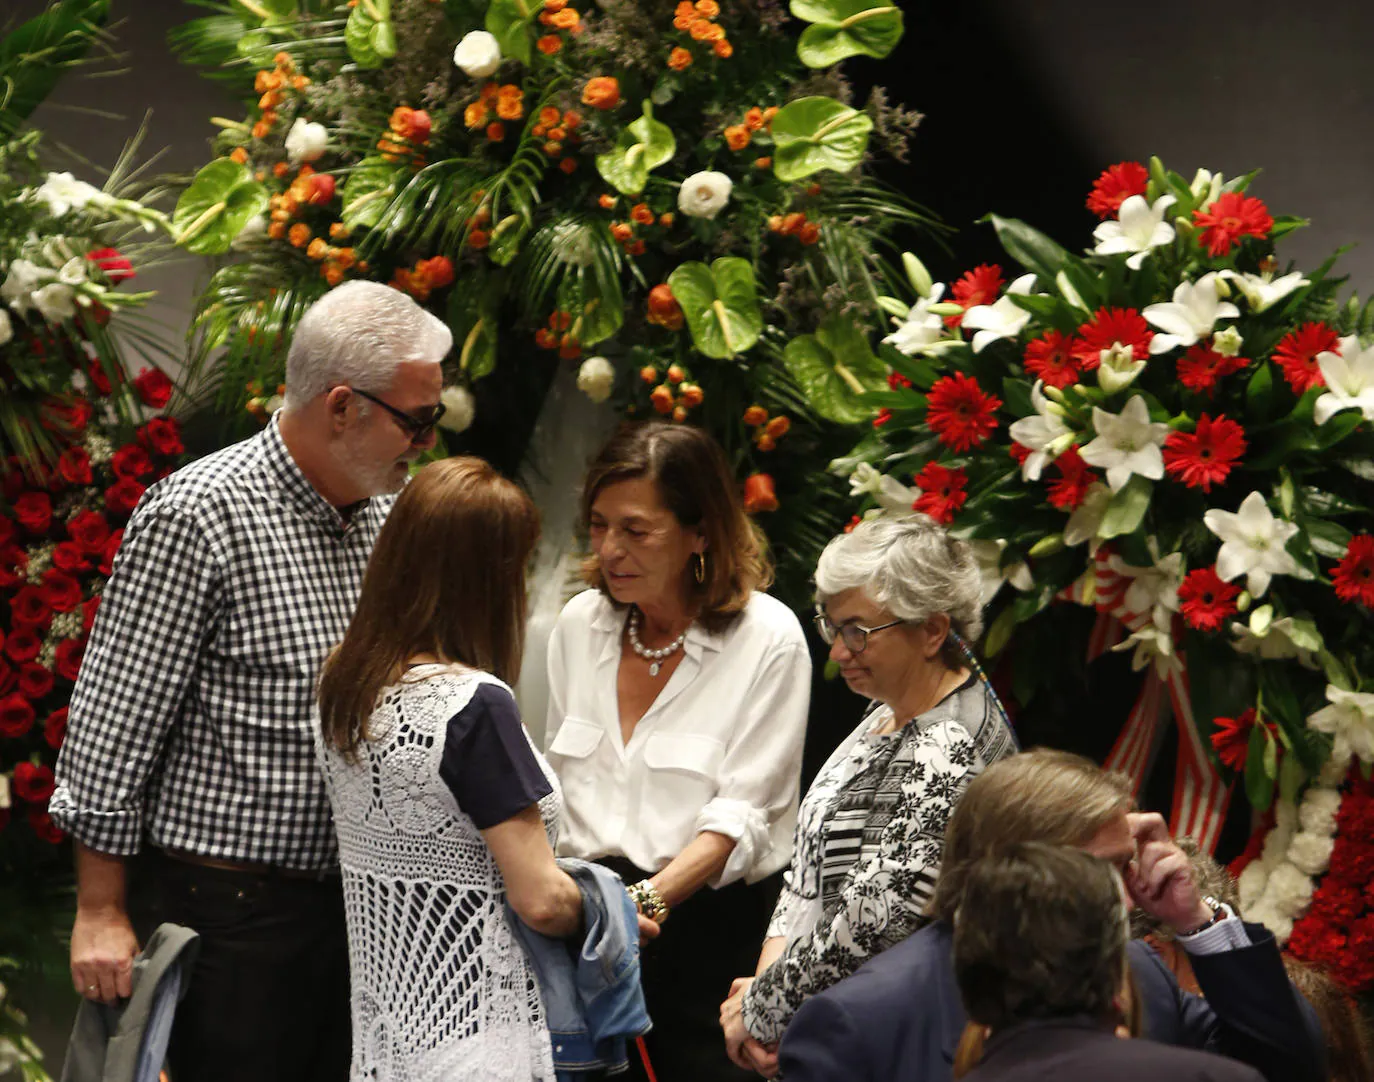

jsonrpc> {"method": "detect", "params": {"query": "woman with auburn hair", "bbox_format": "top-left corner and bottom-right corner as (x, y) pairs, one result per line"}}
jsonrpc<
(544, 422), (811, 1082)
(315, 457), (583, 1082)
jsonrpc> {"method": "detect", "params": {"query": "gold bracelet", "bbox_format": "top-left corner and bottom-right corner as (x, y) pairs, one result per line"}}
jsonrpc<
(627, 879), (670, 924)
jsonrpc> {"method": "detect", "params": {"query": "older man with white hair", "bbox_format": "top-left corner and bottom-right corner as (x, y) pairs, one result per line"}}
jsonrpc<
(50, 281), (452, 1082)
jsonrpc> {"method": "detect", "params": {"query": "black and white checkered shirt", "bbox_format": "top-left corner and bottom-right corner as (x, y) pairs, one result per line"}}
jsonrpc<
(50, 416), (393, 871)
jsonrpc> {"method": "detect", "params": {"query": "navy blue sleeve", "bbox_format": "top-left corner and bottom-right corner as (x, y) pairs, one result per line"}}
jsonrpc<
(779, 993), (866, 1082)
(438, 682), (553, 830)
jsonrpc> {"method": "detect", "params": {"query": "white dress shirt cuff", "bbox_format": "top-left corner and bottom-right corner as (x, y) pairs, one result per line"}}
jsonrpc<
(1176, 902), (1251, 955)
(695, 797), (771, 887)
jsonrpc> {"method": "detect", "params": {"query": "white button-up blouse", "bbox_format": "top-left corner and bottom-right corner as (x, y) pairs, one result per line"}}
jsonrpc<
(544, 588), (812, 886)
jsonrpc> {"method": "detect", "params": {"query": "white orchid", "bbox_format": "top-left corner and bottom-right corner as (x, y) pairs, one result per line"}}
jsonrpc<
(35, 171), (105, 217)
(1314, 335), (1374, 425)
(961, 273), (1037, 353)
(1307, 686), (1374, 765)
(1218, 269), (1308, 313)
(678, 171), (732, 219)
(1078, 395), (1169, 491)
(285, 119), (329, 165)
(438, 385), (476, 433)
(1063, 481), (1112, 550)
(31, 282), (77, 323)
(1229, 616), (1320, 668)
(1143, 273), (1240, 354)
(452, 30), (502, 78)
(1204, 491), (1302, 597)
(1112, 622), (1182, 679)
(1092, 194), (1176, 269)
(883, 284), (948, 356)
(1007, 380), (1070, 482)
(848, 462), (916, 512)
(576, 356), (616, 403)
(0, 307), (12, 347)
(970, 539), (1034, 605)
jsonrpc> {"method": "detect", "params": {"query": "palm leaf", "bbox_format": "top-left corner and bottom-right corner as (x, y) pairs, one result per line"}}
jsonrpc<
(0, 0), (113, 137)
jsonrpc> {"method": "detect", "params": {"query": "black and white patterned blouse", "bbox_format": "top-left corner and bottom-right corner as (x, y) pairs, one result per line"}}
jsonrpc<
(741, 674), (1016, 1044)
(49, 415), (392, 872)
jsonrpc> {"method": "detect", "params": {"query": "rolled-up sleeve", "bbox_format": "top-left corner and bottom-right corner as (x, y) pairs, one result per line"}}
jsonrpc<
(49, 506), (221, 854)
(694, 641), (810, 887)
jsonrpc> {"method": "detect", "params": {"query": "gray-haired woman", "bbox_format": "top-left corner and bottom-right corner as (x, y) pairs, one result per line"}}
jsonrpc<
(719, 513), (1018, 1074)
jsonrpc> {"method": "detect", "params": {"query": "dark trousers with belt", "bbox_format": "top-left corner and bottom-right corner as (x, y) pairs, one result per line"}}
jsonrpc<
(600, 857), (783, 1082)
(128, 849), (351, 1082)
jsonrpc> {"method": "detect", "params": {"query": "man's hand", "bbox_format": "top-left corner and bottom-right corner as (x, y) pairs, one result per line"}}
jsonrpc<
(720, 977), (779, 1077)
(1124, 812), (1214, 933)
(70, 905), (138, 1004)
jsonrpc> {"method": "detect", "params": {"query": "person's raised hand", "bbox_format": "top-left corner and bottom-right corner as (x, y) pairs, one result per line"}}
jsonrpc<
(1123, 812), (1214, 932)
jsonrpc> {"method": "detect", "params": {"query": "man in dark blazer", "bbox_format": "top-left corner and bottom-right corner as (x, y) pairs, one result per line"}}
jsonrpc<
(776, 750), (1324, 1082)
(950, 842), (1263, 1082)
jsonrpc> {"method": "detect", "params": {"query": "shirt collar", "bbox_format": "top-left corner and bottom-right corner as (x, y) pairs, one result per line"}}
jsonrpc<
(259, 413), (361, 531)
(587, 594), (726, 656)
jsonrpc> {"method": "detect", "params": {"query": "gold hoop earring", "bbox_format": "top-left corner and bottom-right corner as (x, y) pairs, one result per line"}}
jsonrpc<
(692, 551), (706, 584)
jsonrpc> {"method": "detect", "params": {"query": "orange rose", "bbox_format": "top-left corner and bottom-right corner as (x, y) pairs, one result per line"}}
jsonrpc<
(544, 0), (568, 10)
(539, 105), (562, 126)
(610, 222), (634, 241)
(480, 82), (501, 104)
(582, 76), (621, 110)
(496, 94), (524, 121)
(754, 156), (772, 169)
(549, 7), (580, 29)
(694, 0), (720, 15)
(764, 415), (791, 439)
(487, 122), (506, 141)
(631, 203), (655, 225)
(464, 102), (488, 129)
(762, 106), (779, 126)
(674, 1), (696, 17)
(744, 107), (765, 131)
(658, 212), (674, 227)
(742, 473), (779, 513)
(625, 239), (646, 256)
(306, 238), (329, 260)
(781, 212), (806, 235)
(724, 124), (750, 151)
(268, 221), (287, 241)
(680, 384), (704, 408)
(562, 109), (583, 129)
(537, 34), (562, 54)
(650, 385), (675, 414)
(713, 38), (733, 58)
(559, 157), (578, 174)
(689, 18), (714, 40)
(323, 263), (344, 286)
(598, 194), (617, 209)
(288, 223), (311, 248)
(417, 256), (455, 289)
(330, 222), (351, 240)
(259, 90), (283, 111)
(640, 366), (659, 384)
(755, 433), (776, 452)
(390, 107), (432, 145)
(230, 147), (249, 165)
(668, 47), (693, 71)
(666, 364), (685, 383)
(742, 405), (768, 427)
(798, 221), (821, 245)
(672, 405), (689, 423)
(468, 228), (490, 250)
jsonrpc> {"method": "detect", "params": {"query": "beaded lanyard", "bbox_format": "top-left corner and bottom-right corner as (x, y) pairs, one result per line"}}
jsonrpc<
(949, 629), (1017, 741)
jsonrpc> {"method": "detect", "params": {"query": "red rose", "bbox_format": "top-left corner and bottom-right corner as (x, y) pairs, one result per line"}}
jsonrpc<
(110, 444), (153, 480)
(66, 509), (111, 555)
(44, 706), (68, 750)
(82, 595), (101, 635)
(55, 638), (85, 682)
(99, 529), (124, 576)
(139, 417), (184, 458)
(9, 585), (52, 629)
(0, 657), (15, 696)
(43, 396), (93, 435)
(17, 662), (54, 701)
(88, 363), (113, 396)
(41, 569), (83, 613)
(103, 476), (146, 517)
(52, 540), (92, 574)
(13, 491), (52, 534)
(0, 545), (27, 590)
(57, 446), (93, 486)
(0, 516), (14, 547)
(0, 693), (35, 738)
(4, 628), (41, 664)
(86, 246), (136, 283)
(133, 368), (173, 409)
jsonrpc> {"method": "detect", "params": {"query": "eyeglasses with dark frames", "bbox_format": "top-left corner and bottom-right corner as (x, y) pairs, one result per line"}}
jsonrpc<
(352, 387), (446, 442)
(812, 609), (906, 654)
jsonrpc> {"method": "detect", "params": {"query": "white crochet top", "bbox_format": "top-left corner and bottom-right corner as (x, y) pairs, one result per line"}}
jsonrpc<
(317, 666), (560, 1082)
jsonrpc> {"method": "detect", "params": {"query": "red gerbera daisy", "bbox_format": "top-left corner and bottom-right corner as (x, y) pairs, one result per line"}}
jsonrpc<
(1023, 331), (1084, 389)
(1192, 192), (1274, 257)
(1210, 709), (1261, 772)
(1162, 414), (1247, 491)
(1332, 534), (1374, 607)
(1272, 322), (1340, 393)
(945, 264), (1005, 327)
(1046, 446), (1096, 510)
(912, 462), (968, 525)
(925, 372), (1002, 451)
(1176, 344), (1248, 395)
(1072, 308), (1153, 370)
(1178, 566), (1242, 631)
(1086, 161), (1149, 220)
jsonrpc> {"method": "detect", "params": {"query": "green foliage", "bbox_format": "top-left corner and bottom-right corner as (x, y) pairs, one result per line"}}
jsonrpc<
(0, 0), (111, 137)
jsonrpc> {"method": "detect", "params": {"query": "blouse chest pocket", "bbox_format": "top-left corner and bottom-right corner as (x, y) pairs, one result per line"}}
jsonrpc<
(547, 717), (605, 780)
(642, 732), (724, 785)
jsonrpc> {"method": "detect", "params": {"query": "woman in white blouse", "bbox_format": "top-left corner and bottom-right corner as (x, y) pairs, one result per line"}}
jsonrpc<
(545, 422), (811, 1082)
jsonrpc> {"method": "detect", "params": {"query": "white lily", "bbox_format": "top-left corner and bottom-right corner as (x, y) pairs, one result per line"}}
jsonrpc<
(1143, 273), (1240, 354)
(1093, 194), (1176, 269)
(0, 258), (45, 313)
(961, 273), (1037, 353)
(1096, 340), (1149, 394)
(970, 539), (1034, 605)
(1112, 622), (1182, 679)
(1218, 269), (1308, 313)
(848, 463), (916, 512)
(1077, 395), (1169, 491)
(1189, 168), (1225, 204)
(883, 284), (948, 356)
(35, 171), (105, 217)
(0, 307), (11, 347)
(1109, 540), (1184, 627)
(1055, 270), (1087, 311)
(1211, 326), (1244, 357)
(1204, 491), (1301, 597)
(1307, 686), (1374, 765)
(1229, 616), (1320, 668)
(32, 282), (77, 323)
(58, 256), (89, 286)
(1063, 481), (1112, 551)
(1314, 336), (1374, 425)
(1007, 380), (1071, 482)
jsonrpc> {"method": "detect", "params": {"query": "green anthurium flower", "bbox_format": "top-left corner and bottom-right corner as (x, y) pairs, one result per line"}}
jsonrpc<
(791, 0), (904, 68)
(173, 158), (270, 255)
(667, 257), (763, 359)
(770, 96), (873, 183)
(781, 316), (887, 424)
(596, 102), (677, 197)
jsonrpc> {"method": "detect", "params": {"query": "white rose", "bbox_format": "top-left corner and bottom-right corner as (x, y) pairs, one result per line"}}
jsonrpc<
(576, 356), (616, 403)
(438, 385), (476, 433)
(35, 171), (105, 217)
(32, 282), (77, 323)
(1285, 832), (1335, 877)
(678, 170), (733, 220)
(1297, 787), (1341, 835)
(0, 307), (12, 348)
(285, 119), (329, 166)
(1236, 861), (1268, 911)
(453, 30), (502, 78)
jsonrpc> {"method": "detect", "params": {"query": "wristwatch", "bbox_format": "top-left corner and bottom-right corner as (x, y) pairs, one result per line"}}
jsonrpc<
(1179, 895), (1228, 936)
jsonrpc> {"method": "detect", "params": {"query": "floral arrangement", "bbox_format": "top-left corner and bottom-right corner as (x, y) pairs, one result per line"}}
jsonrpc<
(168, 0), (928, 597)
(841, 158), (1374, 987)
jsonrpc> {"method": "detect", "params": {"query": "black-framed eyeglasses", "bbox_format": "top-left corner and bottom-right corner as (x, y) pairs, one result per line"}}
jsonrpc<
(813, 609), (906, 653)
(352, 387), (446, 442)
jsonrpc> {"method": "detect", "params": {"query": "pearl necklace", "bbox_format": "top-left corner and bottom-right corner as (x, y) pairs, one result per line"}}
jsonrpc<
(628, 608), (688, 677)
